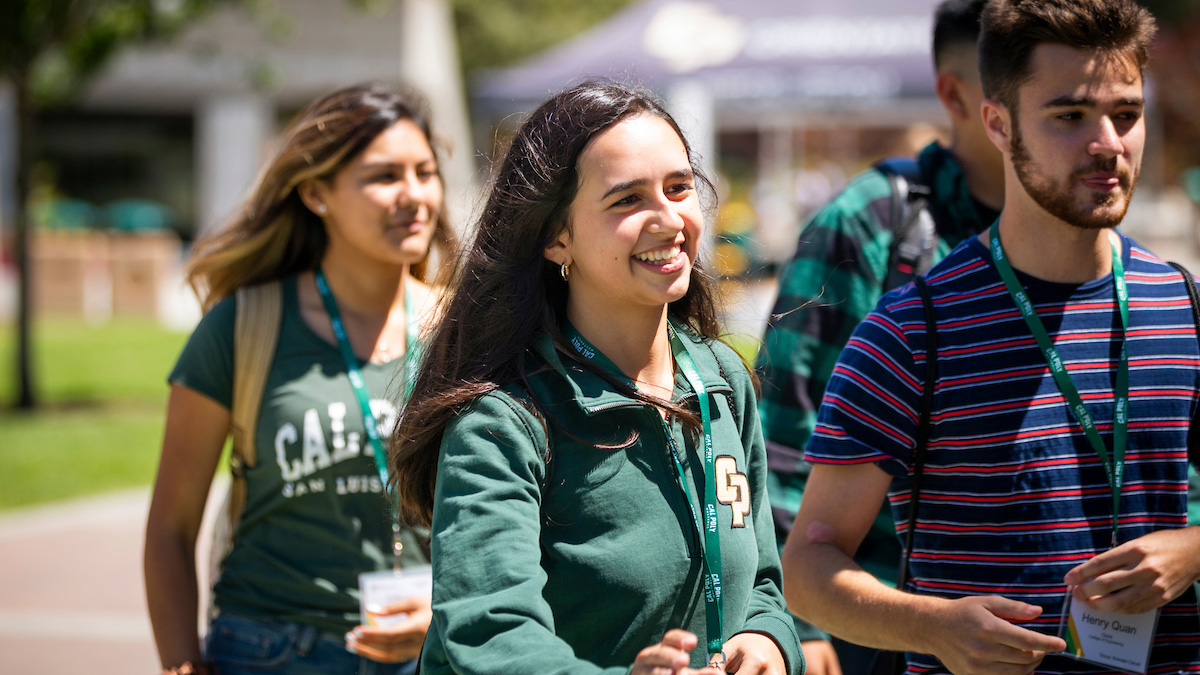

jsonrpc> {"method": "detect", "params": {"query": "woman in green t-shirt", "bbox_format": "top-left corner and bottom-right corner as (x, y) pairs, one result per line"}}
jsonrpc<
(390, 79), (802, 675)
(145, 84), (455, 675)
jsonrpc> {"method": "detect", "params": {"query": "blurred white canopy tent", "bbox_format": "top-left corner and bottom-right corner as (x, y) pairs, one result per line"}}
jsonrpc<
(475, 0), (944, 127)
(473, 0), (946, 267)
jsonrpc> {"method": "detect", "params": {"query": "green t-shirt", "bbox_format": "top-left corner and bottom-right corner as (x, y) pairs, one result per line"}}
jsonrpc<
(169, 275), (428, 634)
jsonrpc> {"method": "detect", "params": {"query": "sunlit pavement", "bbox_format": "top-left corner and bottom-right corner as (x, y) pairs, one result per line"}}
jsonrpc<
(0, 489), (159, 674)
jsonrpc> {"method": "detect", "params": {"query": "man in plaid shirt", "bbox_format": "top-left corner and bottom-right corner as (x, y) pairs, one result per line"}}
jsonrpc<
(756, 1), (1003, 672)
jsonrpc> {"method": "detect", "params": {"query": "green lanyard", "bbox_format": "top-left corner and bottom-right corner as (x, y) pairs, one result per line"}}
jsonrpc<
(314, 268), (420, 566)
(989, 227), (1129, 546)
(564, 323), (726, 666)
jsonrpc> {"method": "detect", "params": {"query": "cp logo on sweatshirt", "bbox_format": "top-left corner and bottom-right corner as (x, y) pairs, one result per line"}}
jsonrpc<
(715, 456), (750, 528)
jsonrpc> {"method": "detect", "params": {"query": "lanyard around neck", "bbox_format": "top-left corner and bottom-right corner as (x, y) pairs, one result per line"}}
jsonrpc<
(564, 322), (726, 663)
(314, 267), (420, 488)
(988, 227), (1129, 545)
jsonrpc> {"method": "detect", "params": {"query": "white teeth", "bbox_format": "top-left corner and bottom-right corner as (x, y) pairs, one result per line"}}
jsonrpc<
(635, 246), (681, 263)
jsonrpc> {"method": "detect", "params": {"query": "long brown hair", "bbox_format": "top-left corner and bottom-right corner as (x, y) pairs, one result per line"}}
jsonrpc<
(185, 83), (456, 310)
(390, 79), (723, 527)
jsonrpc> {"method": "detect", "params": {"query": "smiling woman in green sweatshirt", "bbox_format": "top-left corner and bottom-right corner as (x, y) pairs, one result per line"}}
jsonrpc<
(388, 79), (803, 675)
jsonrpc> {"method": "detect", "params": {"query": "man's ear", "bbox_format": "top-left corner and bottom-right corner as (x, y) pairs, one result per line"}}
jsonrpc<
(981, 99), (1013, 155)
(543, 230), (571, 267)
(936, 72), (969, 121)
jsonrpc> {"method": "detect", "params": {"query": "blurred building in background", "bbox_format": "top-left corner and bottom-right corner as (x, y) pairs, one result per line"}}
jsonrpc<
(0, 0), (471, 326)
(2, 0), (1184, 328)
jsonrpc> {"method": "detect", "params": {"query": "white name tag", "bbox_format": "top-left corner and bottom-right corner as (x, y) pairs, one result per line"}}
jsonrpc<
(358, 565), (432, 629)
(1059, 592), (1159, 674)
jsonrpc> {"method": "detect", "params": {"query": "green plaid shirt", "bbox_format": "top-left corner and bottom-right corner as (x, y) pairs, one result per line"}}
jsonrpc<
(756, 142), (996, 640)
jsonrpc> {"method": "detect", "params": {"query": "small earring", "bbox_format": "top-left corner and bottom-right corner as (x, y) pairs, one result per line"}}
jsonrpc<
(560, 262), (571, 281)
(315, 203), (327, 215)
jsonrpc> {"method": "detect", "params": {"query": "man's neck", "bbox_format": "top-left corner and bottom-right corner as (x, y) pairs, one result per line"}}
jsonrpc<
(987, 210), (1114, 284)
(947, 137), (1005, 211)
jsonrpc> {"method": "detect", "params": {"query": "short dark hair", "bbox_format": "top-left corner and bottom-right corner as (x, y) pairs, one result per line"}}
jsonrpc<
(933, 0), (989, 71)
(979, 0), (1157, 111)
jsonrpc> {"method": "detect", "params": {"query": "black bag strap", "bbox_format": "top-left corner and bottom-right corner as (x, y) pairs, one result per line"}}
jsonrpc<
(899, 276), (938, 589)
(1166, 261), (1200, 469)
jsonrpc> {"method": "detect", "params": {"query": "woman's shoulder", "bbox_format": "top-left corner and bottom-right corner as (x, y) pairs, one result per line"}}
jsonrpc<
(440, 385), (551, 472)
(450, 385), (545, 442)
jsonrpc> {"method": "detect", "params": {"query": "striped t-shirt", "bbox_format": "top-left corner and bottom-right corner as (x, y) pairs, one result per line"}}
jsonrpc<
(808, 233), (1200, 674)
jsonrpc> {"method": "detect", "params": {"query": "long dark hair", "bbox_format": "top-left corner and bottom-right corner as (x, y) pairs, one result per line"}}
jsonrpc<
(390, 79), (722, 527)
(186, 83), (456, 310)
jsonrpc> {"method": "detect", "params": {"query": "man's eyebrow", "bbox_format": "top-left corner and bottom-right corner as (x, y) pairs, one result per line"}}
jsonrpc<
(1043, 95), (1095, 108)
(600, 169), (694, 201)
(1042, 95), (1145, 109)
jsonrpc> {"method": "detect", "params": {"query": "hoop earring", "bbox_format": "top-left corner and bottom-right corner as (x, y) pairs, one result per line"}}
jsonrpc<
(560, 262), (571, 281)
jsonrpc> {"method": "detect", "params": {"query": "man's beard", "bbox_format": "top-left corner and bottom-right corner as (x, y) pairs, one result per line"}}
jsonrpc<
(1010, 120), (1139, 230)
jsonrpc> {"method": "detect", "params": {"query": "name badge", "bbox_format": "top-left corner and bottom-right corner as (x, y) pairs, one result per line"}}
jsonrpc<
(358, 565), (432, 629)
(1059, 591), (1159, 674)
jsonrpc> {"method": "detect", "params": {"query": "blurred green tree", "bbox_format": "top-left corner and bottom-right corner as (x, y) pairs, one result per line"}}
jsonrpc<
(451, 0), (636, 74)
(1141, 2), (1200, 184)
(0, 0), (238, 409)
(1140, 0), (1193, 26)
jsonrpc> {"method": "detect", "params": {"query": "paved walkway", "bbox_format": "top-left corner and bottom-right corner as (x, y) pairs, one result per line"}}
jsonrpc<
(0, 489), (159, 674)
(0, 478), (227, 675)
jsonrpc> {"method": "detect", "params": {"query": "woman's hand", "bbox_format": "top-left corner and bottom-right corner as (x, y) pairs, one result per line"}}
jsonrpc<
(632, 629), (725, 675)
(345, 594), (432, 663)
(721, 632), (787, 675)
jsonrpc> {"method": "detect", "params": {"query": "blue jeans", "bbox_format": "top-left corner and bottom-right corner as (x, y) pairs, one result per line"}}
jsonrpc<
(205, 613), (419, 675)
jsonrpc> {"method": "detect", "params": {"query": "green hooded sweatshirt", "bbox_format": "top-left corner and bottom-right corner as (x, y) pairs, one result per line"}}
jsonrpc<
(421, 321), (803, 674)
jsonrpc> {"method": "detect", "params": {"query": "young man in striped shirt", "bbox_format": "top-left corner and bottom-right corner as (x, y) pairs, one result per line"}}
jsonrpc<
(782, 1), (1200, 674)
(757, 2), (1002, 671)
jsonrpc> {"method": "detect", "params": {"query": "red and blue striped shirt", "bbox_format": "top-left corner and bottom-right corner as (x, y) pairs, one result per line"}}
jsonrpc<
(808, 234), (1200, 674)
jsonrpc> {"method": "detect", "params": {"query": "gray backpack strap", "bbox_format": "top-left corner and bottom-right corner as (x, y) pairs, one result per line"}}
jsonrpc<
(876, 157), (936, 291)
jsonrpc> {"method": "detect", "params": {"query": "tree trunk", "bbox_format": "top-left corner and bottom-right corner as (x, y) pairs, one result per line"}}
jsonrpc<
(13, 71), (35, 409)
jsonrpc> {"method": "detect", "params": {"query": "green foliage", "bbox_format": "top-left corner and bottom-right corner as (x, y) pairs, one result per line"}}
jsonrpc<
(1139, 0), (1198, 26)
(0, 0), (232, 104)
(0, 403), (165, 508)
(0, 318), (187, 404)
(451, 0), (637, 75)
(0, 318), (189, 509)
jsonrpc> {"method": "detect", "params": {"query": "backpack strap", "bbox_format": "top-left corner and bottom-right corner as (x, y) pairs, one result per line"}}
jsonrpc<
(1166, 261), (1200, 469)
(899, 276), (938, 589)
(229, 280), (284, 521)
(876, 157), (936, 292)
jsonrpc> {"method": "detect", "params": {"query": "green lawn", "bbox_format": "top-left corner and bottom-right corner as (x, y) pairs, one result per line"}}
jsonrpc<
(0, 318), (189, 509)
